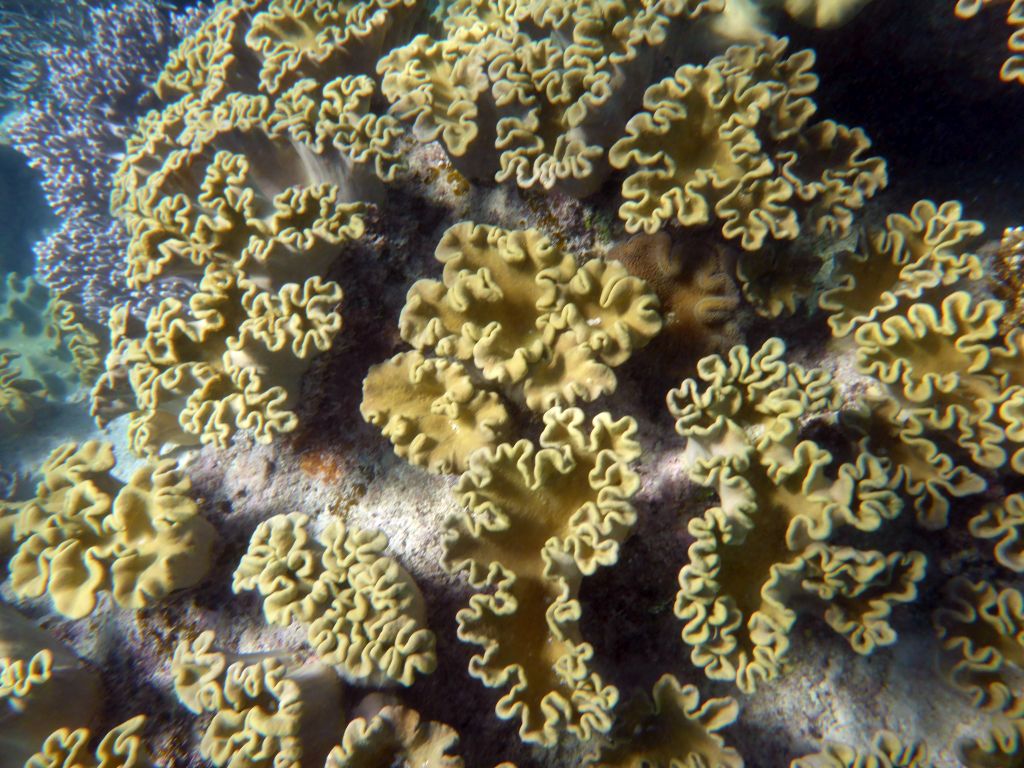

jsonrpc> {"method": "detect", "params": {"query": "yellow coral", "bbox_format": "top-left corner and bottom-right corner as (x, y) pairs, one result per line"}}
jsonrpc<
(0, 603), (101, 768)
(327, 700), (463, 768)
(583, 674), (743, 768)
(970, 494), (1024, 572)
(443, 406), (639, 745)
(955, 0), (1024, 83)
(25, 717), (152, 768)
(609, 37), (885, 249)
(790, 730), (930, 767)
(0, 441), (216, 619)
(171, 630), (343, 768)
(361, 351), (511, 474)
(233, 512), (437, 685)
(669, 338), (923, 692)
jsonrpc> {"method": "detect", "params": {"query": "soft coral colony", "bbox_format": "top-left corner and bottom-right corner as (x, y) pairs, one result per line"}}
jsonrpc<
(2, 0), (1024, 766)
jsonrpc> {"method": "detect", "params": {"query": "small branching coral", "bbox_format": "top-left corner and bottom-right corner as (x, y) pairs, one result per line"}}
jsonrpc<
(328, 697), (463, 767)
(790, 730), (931, 767)
(0, 602), (101, 768)
(95, 0), (422, 455)
(0, 441), (216, 619)
(0, 273), (101, 426)
(233, 512), (437, 685)
(668, 338), (925, 693)
(171, 630), (344, 768)
(608, 36), (886, 249)
(362, 221), (661, 473)
(378, 0), (726, 195)
(442, 406), (640, 746)
(583, 674), (744, 768)
(821, 199), (1024, 521)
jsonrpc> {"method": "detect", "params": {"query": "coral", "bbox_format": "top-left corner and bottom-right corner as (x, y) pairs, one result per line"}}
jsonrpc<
(91, 266), (345, 455)
(606, 231), (741, 361)
(361, 351), (511, 474)
(98, 0), (424, 455)
(0, 1), (93, 109)
(8, 1), (204, 323)
(777, 0), (874, 27)
(0, 441), (216, 619)
(0, 273), (102, 426)
(608, 37), (885, 249)
(583, 674), (743, 768)
(819, 200), (1024, 520)
(363, 222), (660, 473)
(955, 0), (1024, 84)
(327, 698), (463, 767)
(933, 577), (1024, 712)
(24, 717), (152, 768)
(0, 602), (101, 768)
(171, 630), (343, 768)
(379, 0), (726, 194)
(969, 494), (1024, 572)
(668, 338), (924, 692)
(443, 406), (640, 745)
(233, 512), (436, 685)
(790, 730), (930, 767)
(959, 709), (1024, 768)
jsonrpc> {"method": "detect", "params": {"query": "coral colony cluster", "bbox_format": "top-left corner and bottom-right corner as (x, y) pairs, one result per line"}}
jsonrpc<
(5, 0), (1024, 767)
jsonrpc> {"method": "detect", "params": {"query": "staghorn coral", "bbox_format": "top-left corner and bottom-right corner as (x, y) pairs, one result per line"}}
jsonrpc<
(379, 0), (726, 195)
(8, 1), (204, 324)
(99, 0), (424, 455)
(0, 602), (101, 768)
(608, 36), (885, 250)
(955, 0), (1024, 84)
(362, 221), (661, 473)
(171, 630), (343, 768)
(327, 698), (463, 767)
(583, 674), (743, 768)
(790, 730), (931, 767)
(668, 338), (924, 692)
(0, 273), (102, 426)
(442, 406), (640, 745)
(233, 512), (436, 685)
(0, 441), (216, 619)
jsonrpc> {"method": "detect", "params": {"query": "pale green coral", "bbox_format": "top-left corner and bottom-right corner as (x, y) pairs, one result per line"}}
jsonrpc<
(327, 701), (464, 768)
(233, 512), (437, 685)
(0, 441), (216, 619)
(969, 494), (1024, 572)
(25, 717), (152, 768)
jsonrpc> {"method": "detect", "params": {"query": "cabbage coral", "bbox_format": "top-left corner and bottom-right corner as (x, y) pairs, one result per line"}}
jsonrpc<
(96, 0), (422, 456)
(609, 36), (886, 249)
(0, 603), (101, 768)
(790, 730), (931, 767)
(379, 0), (726, 194)
(233, 512), (437, 685)
(669, 338), (924, 692)
(171, 630), (344, 768)
(443, 406), (640, 745)
(0, 441), (216, 619)
(362, 221), (661, 474)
